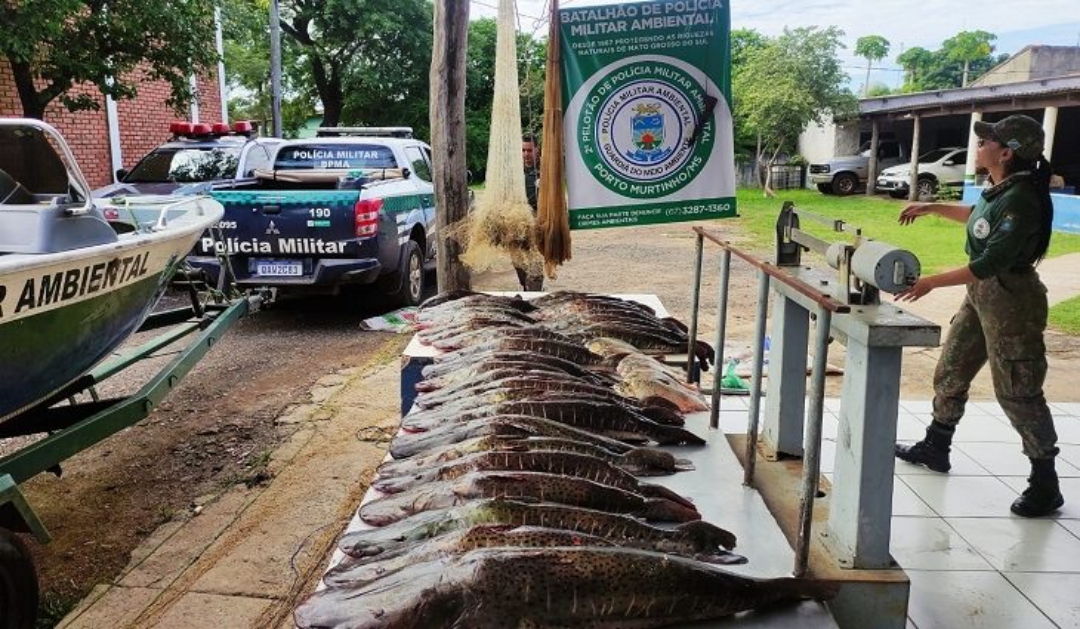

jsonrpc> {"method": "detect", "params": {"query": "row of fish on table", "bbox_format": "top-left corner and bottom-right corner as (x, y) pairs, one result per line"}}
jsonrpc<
(295, 291), (837, 628)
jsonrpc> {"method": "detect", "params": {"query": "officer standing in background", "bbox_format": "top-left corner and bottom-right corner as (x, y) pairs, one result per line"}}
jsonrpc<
(517, 135), (544, 291)
(893, 114), (1063, 518)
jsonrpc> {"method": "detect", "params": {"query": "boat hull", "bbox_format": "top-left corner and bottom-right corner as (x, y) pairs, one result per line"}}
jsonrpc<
(0, 197), (223, 423)
(0, 273), (167, 420)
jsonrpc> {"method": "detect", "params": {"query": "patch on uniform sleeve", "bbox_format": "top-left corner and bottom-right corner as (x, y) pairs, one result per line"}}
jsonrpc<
(999, 214), (1017, 234)
(972, 217), (991, 239)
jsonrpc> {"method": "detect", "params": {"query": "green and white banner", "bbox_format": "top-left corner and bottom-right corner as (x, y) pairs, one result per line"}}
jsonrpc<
(560, 0), (734, 229)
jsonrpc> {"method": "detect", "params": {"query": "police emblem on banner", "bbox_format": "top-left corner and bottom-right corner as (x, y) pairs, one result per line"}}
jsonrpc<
(629, 104), (671, 163)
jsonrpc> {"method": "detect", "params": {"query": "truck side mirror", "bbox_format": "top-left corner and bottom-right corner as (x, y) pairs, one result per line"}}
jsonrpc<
(115, 168), (128, 182)
(402, 167), (412, 179)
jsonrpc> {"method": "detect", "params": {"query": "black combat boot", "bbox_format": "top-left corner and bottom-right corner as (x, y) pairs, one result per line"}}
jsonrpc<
(895, 421), (954, 473)
(1011, 458), (1064, 517)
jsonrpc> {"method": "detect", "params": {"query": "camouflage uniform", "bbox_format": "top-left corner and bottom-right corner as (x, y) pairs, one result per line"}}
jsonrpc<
(932, 173), (1058, 459)
(515, 164), (544, 291)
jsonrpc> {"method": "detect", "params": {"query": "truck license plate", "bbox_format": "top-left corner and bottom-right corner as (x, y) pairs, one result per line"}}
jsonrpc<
(256, 262), (303, 276)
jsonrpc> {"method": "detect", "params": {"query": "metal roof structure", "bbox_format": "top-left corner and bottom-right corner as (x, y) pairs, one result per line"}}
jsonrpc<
(859, 74), (1080, 119)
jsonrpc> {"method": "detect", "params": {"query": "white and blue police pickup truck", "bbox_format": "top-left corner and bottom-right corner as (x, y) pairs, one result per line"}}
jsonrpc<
(185, 128), (437, 307)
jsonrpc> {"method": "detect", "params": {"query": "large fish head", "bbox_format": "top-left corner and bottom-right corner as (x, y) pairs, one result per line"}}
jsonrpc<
(372, 472), (429, 495)
(672, 520), (739, 552)
(359, 484), (451, 526)
(294, 557), (470, 629)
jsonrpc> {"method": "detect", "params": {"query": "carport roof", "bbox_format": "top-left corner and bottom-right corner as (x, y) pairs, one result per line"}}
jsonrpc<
(859, 74), (1080, 119)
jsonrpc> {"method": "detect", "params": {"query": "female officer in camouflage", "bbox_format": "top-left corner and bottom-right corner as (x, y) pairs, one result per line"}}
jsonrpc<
(893, 114), (1063, 518)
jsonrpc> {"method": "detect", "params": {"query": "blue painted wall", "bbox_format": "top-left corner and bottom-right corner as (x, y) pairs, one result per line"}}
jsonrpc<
(962, 185), (1080, 235)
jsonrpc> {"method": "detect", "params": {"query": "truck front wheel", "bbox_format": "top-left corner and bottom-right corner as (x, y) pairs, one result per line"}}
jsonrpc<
(0, 529), (38, 629)
(390, 241), (425, 307)
(832, 173), (858, 196)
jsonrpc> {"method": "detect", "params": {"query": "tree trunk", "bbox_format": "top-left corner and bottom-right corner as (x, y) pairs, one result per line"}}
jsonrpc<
(962, 60), (970, 87)
(430, 0), (471, 292)
(865, 119), (879, 196)
(864, 59), (872, 97)
(755, 131), (764, 188)
(9, 59), (47, 120)
(762, 141), (782, 198)
(311, 56), (344, 128)
(321, 91), (344, 128)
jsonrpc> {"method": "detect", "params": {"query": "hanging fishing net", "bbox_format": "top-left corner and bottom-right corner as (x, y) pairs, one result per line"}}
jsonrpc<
(458, 0), (543, 275)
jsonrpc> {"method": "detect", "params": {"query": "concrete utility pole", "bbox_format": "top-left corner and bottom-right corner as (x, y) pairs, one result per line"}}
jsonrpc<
(908, 114), (922, 202)
(430, 0), (472, 292)
(269, 0), (284, 137)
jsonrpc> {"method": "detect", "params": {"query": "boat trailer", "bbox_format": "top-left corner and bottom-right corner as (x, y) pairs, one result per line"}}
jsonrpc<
(0, 286), (260, 627)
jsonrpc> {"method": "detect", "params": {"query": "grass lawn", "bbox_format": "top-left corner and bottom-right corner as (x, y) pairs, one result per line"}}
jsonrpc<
(728, 188), (1080, 274)
(727, 188), (1080, 334)
(1049, 296), (1080, 335)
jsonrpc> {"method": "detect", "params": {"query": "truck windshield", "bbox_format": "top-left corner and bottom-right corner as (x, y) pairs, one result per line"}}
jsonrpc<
(274, 144), (398, 170)
(126, 147), (241, 183)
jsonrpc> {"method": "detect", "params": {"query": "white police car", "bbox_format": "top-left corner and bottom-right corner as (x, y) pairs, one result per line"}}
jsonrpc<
(93, 121), (282, 199)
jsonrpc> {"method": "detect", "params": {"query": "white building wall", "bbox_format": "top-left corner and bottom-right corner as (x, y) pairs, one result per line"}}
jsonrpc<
(799, 120), (838, 165)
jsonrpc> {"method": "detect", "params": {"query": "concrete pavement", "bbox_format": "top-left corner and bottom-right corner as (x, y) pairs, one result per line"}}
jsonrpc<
(57, 360), (403, 629)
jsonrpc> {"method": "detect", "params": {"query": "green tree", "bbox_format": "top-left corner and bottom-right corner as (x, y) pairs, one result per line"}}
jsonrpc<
(854, 35), (890, 97)
(278, 0), (433, 128)
(728, 28), (767, 161)
(339, 3), (435, 140)
(896, 46), (933, 91)
(866, 83), (895, 97)
(0, 0), (219, 119)
(943, 30), (997, 86)
(221, 0), (313, 136)
(733, 26), (857, 194)
(730, 28), (767, 67)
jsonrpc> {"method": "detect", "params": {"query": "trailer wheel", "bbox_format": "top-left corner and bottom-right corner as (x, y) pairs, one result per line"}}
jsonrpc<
(0, 529), (37, 629)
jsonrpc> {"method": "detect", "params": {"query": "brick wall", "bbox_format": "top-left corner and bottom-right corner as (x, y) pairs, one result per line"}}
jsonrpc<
(1, 61), (222, 188)
(117, 68), (222, 177)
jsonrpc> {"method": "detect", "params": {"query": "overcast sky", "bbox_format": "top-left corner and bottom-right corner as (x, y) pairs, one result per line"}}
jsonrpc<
(471, 0), (1080, 91)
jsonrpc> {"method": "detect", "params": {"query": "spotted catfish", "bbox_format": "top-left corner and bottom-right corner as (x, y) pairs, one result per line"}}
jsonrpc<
(372, 450), (696, 511)
(378, 435), (691, 478)
(358, 471), (700, 526)
(391, 415), (638, 459)
(295, 546), (838, 629)
(339, 499), (737, 561)
(421, 349), (615, 385)
(413, 373), (634, 410)
(324, 524), (615, 589)
(402, 398), (705, 446)
(418, 290), (535, 312)
(433, 337), (606, 367)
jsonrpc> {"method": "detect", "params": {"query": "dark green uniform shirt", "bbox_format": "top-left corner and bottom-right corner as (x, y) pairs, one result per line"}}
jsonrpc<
(965, 176), (1043, 280)
(524, 166), (539, 212)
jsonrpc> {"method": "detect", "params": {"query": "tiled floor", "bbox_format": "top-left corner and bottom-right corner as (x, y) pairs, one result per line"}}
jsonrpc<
(715, 396), (1080, 629)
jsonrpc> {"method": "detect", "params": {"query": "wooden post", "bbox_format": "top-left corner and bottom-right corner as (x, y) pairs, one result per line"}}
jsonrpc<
(430, 0), (472, 292)
(865, 118), (879, 197)
(907, 114), (921, 202)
